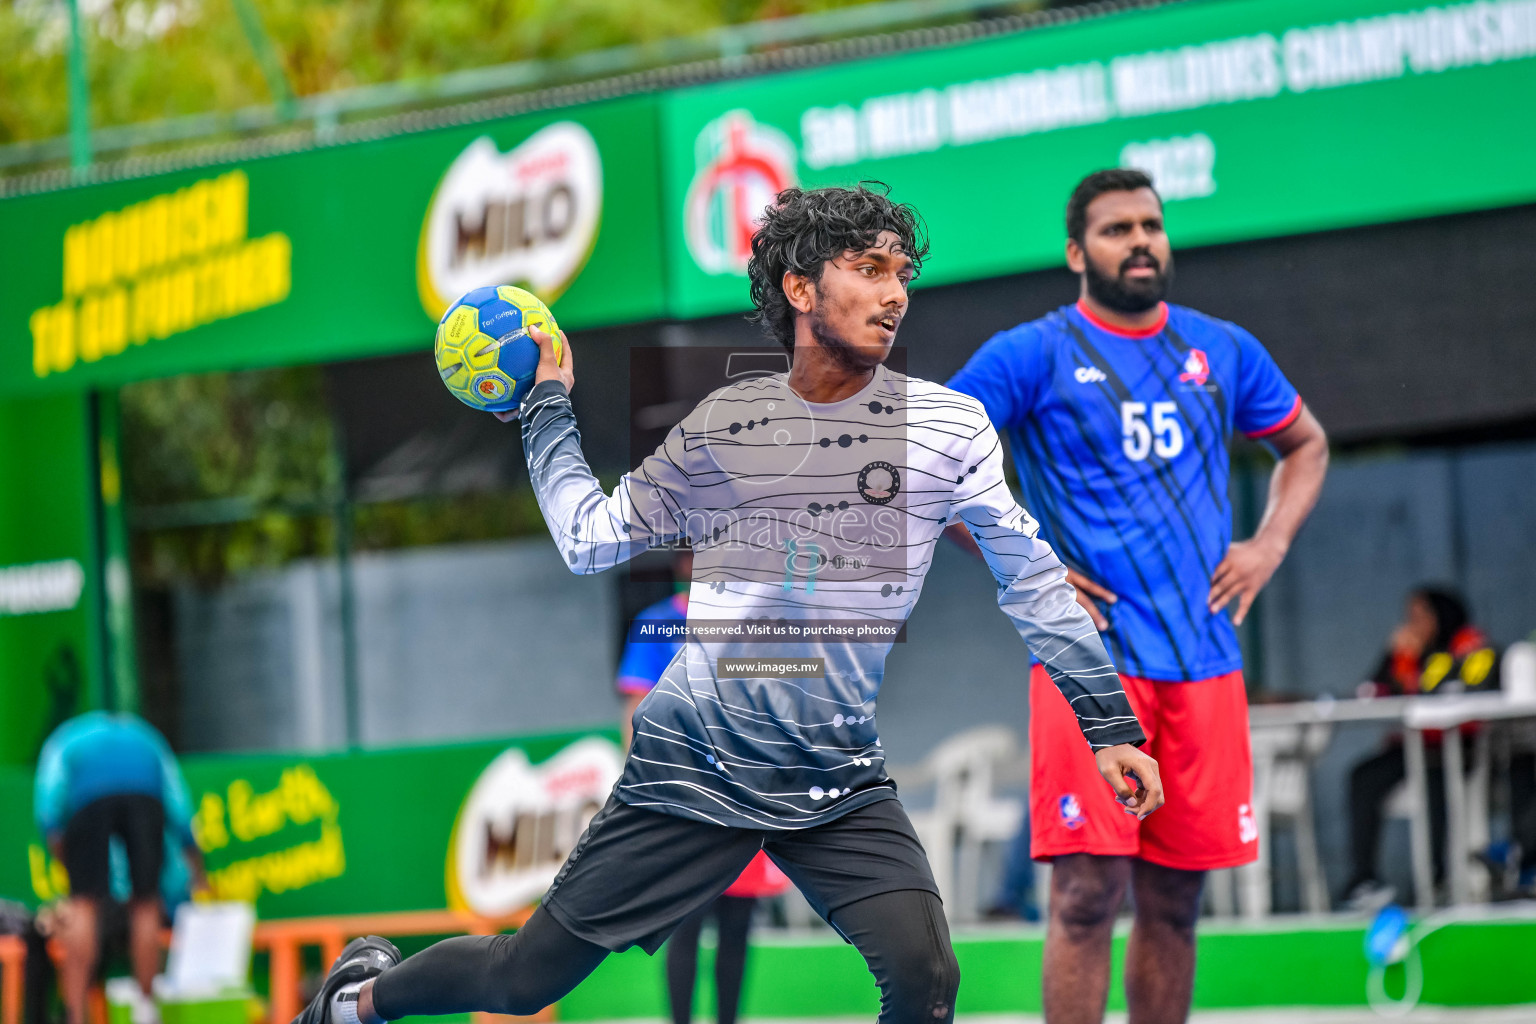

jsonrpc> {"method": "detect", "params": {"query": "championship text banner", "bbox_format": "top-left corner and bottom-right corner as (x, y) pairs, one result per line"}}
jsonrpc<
(661, 0), (1536, 316)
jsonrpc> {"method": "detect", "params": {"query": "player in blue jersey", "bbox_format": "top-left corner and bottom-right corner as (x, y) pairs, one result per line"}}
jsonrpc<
(615, 550), (693, 748)
(947, 169), (1329, 1024)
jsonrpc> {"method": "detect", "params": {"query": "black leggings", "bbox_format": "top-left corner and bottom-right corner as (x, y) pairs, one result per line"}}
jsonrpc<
(666, 896), (755, 1024)
(371, 889), (958, 1024)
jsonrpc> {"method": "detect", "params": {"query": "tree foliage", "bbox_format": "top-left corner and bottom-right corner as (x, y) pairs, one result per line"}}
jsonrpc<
(0, 0), (941, 146)
(120, 365), (340, 581)
(119, 365), (571, 581)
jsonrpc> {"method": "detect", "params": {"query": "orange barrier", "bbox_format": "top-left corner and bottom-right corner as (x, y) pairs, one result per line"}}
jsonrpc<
(253, 908), (538, 1024)
(2, 910), (541, 1024)
(0, 935), (24, 1024)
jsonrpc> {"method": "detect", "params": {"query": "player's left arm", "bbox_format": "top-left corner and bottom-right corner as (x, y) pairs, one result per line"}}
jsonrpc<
(1211, 331), (1330, 625)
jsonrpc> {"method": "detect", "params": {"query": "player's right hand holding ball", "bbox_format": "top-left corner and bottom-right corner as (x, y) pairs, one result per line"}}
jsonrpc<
(494, 325), (574, 422)
(1094, 743), (1164, 820)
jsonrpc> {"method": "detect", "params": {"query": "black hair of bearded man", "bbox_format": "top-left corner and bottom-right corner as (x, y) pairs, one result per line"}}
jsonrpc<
(1065, 167), (1161, 244)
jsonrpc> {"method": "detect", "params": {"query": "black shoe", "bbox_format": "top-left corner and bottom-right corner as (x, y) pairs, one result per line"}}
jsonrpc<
(291, 936), (402, 1024)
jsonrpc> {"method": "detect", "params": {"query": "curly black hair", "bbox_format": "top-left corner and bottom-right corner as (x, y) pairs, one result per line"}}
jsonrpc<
(1065, 168), (1159, 244)
(746, 183), (928, 352)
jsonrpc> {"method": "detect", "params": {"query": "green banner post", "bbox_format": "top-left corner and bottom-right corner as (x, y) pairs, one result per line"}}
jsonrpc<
(94, 389), (138, 713)
(0, 395), (101, 764)
(65, 0), (92, 176)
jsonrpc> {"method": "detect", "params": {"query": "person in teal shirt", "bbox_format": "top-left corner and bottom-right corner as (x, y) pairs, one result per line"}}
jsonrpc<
(35, 713), (206, 1024)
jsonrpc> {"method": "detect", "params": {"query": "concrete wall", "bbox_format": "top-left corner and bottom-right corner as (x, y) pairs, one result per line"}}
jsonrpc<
(173, 537), (618, 752)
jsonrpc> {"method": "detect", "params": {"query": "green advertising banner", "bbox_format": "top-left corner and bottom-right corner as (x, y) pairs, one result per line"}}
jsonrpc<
(661, 0), (1536, 316)
(0, 96), (667, 397)
(4, 0), (1536, 389)
(0, 728), (623, 920)
(0, 394), (100, 766)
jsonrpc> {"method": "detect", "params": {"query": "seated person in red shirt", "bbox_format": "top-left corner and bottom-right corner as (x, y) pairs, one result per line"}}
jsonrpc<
(1344, 586), (1499, 910)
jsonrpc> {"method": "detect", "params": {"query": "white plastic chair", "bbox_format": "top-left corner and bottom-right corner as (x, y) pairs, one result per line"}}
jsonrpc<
(1230, 720), (1331, 917)
(1379, 727), (1491, 903)
(896, 725), (1025, 921)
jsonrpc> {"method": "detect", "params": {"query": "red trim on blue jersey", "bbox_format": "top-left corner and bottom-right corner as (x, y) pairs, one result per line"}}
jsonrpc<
(1075, 300), (1168, 339)
(616, 677), (657, 695)
(1244, 394), (1303, 439)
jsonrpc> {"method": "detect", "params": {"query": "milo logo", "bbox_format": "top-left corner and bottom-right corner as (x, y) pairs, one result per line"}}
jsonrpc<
(445, 737), (622, 915)
(418, 123), (603, 318)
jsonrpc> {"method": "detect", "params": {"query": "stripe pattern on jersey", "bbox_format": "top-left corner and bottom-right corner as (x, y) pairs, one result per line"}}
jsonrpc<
(520, 365), (1144, 829)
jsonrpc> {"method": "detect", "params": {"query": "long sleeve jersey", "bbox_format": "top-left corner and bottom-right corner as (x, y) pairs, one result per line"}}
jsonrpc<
(520, 364), (1144, 829)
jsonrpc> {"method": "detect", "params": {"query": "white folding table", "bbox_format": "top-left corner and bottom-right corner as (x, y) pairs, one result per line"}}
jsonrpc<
(1247, 693), (1536, 913)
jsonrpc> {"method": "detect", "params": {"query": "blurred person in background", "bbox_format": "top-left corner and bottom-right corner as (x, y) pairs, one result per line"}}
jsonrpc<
(947, 168), (1329, 1024)
(1, 897), (55, 1024)
(616, 546), (792, 1024)
(1344, 586), (1500, 911)
(35, 713), (206, 1024)
(1509, 753), (1536, 896)
(1483, 753), (1536, 899)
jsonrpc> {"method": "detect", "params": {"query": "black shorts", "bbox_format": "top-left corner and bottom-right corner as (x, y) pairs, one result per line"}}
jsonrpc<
(542, 792), (938, 953)
(62, 794), (165, 901)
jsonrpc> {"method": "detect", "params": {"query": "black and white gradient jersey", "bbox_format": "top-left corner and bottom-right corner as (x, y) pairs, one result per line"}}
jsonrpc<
(520, 364), (1145, 829)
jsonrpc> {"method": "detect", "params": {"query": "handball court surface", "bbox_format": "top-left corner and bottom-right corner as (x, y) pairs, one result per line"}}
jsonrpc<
(572, 1012), (1536, 1024)
(388, 910), (1534, 1024)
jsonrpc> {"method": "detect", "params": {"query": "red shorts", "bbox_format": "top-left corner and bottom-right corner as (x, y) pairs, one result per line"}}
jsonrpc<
(1029, 664), (1258, 871)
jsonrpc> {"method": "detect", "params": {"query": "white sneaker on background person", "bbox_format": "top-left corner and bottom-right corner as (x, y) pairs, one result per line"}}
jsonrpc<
(1343, 879), (1397, 914)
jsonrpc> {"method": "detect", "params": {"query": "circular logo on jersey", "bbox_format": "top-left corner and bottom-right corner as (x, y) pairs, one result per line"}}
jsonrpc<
(1058, 793), (1086, 831)
(473, 374), (509, 401)
(856, 461), (900, 505)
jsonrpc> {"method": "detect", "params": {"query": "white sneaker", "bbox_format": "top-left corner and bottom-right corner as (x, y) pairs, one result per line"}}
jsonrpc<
(1343, 879), (1397, 914)
(106, 979), (160, 1024)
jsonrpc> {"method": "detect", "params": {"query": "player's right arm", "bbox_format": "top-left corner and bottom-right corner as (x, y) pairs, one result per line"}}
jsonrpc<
(517, 327), (691, 573)
(948, 410), (1162, 817)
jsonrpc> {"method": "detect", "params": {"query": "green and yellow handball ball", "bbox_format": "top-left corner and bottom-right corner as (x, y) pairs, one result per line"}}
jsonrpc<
(434, 285), (563, 413)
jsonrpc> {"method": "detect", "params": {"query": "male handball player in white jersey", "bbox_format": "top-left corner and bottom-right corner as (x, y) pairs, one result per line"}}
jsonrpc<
(292, 184), (1161, 1024)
